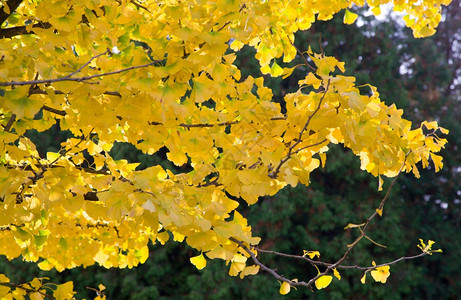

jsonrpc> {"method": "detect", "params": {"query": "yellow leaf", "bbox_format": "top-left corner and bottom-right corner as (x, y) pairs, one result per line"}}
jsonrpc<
(230, 39), (244, 51)
(344, 223), (364, 230)
(371, 265), (390, 283)
(135, 246), (149, 264)
(2, 3), (10, 14)
(0, 274), (10, 297)
(93, 250), (110, 265)
(430, 153), (443, 172)
(53, 281), (75, 300)
(298, 73), (322, 89)
(315, 275), (332, 289)
(376, 208), (383, 217)
(0, 274), (10, 283)
(30, 292), (44, 300)
(378, 175), (383, 191)
(46, 152), (61, 162)
(156, 231), (170, 245)
(29, 278), (42, 289)
(333, 268), (341, 280)
(360, 273), (367, 284)
(344, 9), (358, 25)
(303, 250), (320, 259)
(282, 65), (301, 79)
(228, 261), (246, 276)
(270, 62), (284, 77)
(190, 253), (207, 270)
(279, 281), (291, 295)
(371, 6), (381, 16)
(239, 265), (259, 279)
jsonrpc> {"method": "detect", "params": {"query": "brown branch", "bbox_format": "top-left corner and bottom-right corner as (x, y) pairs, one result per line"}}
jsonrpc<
(0, 282), (54, 300)
(0, 0), (22, 26)
(42, 105), (66, 116)
(291, 42), (316, 72)
(0, 22), (51, 39)
(254, 246), (428, 270)
(229, 237), (304, 287)
(29, 87), (121, 97)
(291, 138), (328, 155)
(66, 50), (110, 78)
(115, 0), (150, 12)
(229, 152), (414, 290)
(269, 80), (330, 178)
(0, 60), (161, 87)
(3, 113), (16, 131)
(304, 151), (412, 286)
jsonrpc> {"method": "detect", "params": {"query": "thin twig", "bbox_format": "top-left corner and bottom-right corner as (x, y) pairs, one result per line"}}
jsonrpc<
(66, 50), (109, 78)
(269, 80), (330, 178)
(0, 60), (161, 87)
(253, 246), (428, 270)
(304, 151), (412, 286)
(30, 87), (121, 97)
(229, 237), (303, 286)
(291, 43), (316, 72)
(291, 139), (328, 155)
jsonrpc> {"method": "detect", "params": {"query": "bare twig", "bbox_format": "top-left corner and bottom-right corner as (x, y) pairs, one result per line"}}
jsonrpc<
(304, 151), (412, 286)
(229, 151), (415, 290)
(253, 245), (429, 270)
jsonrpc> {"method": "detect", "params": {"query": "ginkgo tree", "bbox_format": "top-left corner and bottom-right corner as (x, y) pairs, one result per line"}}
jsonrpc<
(0, 0), (451, 298)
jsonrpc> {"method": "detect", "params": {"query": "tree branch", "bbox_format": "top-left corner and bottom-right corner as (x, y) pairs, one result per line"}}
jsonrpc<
(230, 152), (415, 290)
(0, 22), (51, 39)
(29, 87), (121, 97)
(0, 0), (23, 27)
(0, 282), (55, 300)
(269, 80), (330, 178)
(3, 113), (16, 131)
(0, 60), (161, 87)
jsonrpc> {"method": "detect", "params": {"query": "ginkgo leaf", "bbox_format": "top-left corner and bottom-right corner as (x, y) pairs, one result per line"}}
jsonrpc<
(190, 253), (207, 270)
(303, 250), (320, 259)
(53, 281), (75, 300)
(344, 223), (365, 230)
(370, 265), (390, 283)
(344, 9), (358, 25)
(315, 275), (333, 289)
(430, 153), (443, 172)
(298, 73), (322, 89)
(378, 175), (383, 191)
(270, 62), (284, 77)
(360, 273), (367, 284)
(279, 281), (291, 295)
(333, 268), (341, 280)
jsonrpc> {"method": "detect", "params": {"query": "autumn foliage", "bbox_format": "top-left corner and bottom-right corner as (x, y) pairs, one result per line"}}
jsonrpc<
(0, 0), (451, 298)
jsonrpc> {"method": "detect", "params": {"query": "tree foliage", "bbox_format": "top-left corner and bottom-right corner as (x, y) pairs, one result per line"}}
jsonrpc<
(0, 0), (453, 298)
